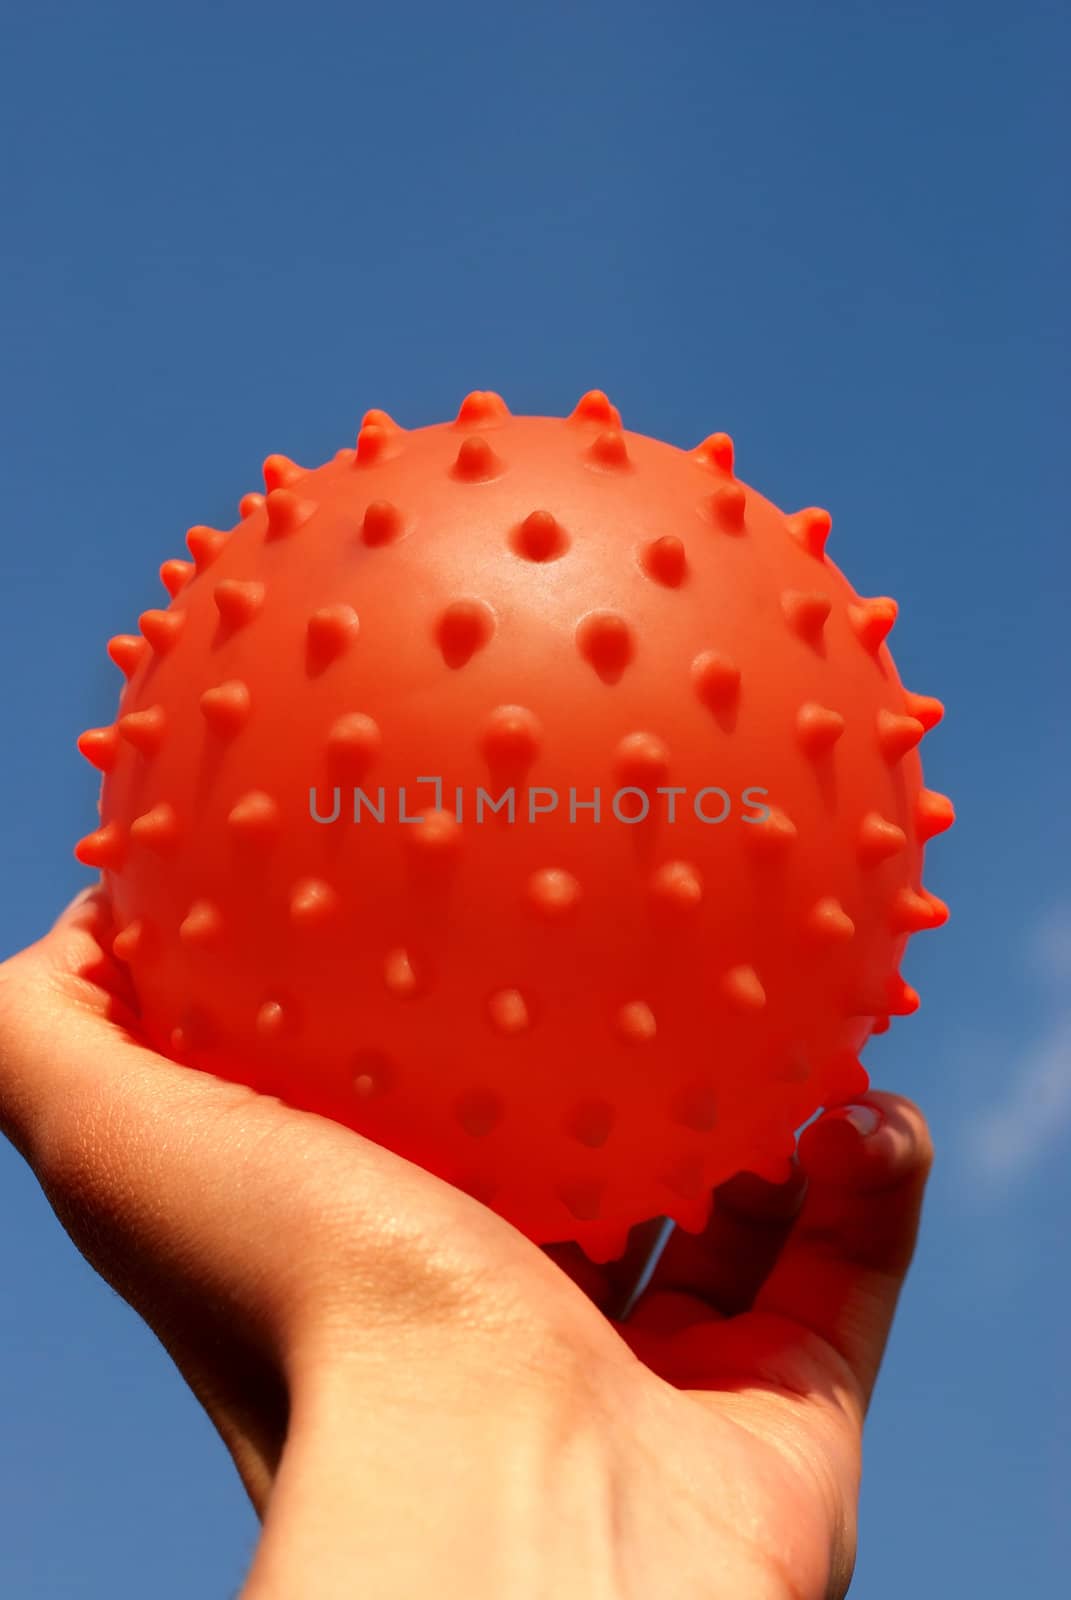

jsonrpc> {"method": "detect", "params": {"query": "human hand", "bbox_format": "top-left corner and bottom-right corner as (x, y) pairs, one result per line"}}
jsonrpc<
(0, 888), (932, 1599)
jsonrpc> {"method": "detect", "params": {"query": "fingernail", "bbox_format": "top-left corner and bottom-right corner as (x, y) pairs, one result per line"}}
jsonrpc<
(838, 1104), (882, 1138)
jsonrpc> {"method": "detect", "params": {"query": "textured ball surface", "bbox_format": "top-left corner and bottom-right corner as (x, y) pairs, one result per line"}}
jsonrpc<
(76, 391), (953, 1263)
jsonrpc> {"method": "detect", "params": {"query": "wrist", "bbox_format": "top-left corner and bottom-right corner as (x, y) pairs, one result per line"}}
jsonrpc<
(242, 1326), (612, 1600)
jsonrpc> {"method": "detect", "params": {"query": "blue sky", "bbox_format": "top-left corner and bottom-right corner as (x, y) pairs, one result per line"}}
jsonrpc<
(0, 1), (1066, 1593)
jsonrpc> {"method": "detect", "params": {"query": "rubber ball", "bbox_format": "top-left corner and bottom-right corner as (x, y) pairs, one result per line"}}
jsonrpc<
(75, 390), (954, 1263)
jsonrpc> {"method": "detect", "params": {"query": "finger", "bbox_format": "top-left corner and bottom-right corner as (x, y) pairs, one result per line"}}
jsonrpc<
(750, 1091), (934, 1411)
(634, 1161), (808, 1321)
(47, 885), (141, 1014)
(0, 891), (115, 1157)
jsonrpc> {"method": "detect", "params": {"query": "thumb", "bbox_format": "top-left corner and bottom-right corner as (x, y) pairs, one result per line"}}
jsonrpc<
(751, 1090), (935, 1413)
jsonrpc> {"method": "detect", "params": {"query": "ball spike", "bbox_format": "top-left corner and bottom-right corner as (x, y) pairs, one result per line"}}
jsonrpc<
(885, 974), (921, 1016)
(74, 821), (125, 869)
(360, 408), (402, 434)
(200, 680), (252, 736)
(585, 430), (631, 470)
(512, 509), (567, 562)
(526, 868), (581, 918)
(568, 390), (622, 429)
(615, 1001), (658, 1044)
(265, 489), (315, 539)
(576, 611), (634, 684)
(454, 391), (510, 428)
(709, 484), (746, 529)
(262, 453), (304, 491)
(361, 500), (406, 547)
(139, 608), (185, 656)
(327, 713), (382, 777)
(107, 633), (148, 679)
(214, 579), (265, 629)
(744, 808), (798, 855)
(614, 731), (670, 791)
(904, 691), (944, 731)
(354, 416), (402, 465)
(849, 596), (898, 653)
(227, 791), (281, 842)
(782, 590), (832, 644)
(807, 897), (855, 943)
(404, 808), (461, 859)
(451, 436), (504, 483)
(823, 1051), (870, 1099)
(640, 535), (687, 587)
(383, 946), (422, 997)
(186, 524), (227, 573)
(723, 965), (767, 1012)
(289, 878), (340, 928)
(889, 887), (950, 933)
(255, 1000), (288, 1040)
(129, 802), (180, 853)
(692, 650), (741, 711)
(877, 708), (926, 761)
(857, 812), (907, 865)
(650, 861), (703, 912)
(306, 605), (360, 671)
(916, 789), (955, 841)
(436, 599), (495, 669)
(160, 558), (194, 598)
(786, 507), (832, 559)
(118, 705), (166, 756)
(692, 432), (734, 473)
(77, 725), (120, 773)
(112, 920), (148, 963)
(796, 702), (846, 756)
(480, 704), (542, 773)
(180, 901), (224, 946)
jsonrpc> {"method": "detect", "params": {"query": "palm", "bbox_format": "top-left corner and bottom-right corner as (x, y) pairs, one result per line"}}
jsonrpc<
(470, 1210), (862, 1600)
(661, 1380), (852, 1596)
(518, 1225), (863, 1599)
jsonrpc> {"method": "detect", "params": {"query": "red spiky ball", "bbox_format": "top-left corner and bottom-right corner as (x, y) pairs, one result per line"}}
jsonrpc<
(75, 390), (953, 1263)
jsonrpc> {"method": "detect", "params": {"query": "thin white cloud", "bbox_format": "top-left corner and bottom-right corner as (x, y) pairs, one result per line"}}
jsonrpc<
(964, 909), (1071, 1181)
(966, 908), (1069, 1184)
(967, 1018), (1071, 1178)
(1031, 906), (1071, 983)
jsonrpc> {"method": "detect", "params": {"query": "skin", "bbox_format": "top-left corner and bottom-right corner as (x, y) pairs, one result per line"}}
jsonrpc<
(0, 887), (933, 1599)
